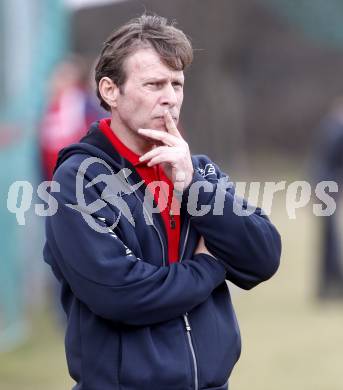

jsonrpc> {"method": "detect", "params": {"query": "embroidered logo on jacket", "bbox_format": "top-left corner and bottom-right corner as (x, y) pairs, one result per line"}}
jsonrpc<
(196, 163), (216, 178)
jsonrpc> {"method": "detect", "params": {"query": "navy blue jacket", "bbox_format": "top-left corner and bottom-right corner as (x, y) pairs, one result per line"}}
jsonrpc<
(43, 122), (281, 390)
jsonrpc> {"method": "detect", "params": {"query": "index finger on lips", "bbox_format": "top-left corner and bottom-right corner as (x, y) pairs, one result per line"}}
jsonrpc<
(164, 110), (182, 138)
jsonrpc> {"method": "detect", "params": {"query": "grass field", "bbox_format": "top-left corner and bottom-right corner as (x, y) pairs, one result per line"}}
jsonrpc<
(230, 202), (343, 390)
(0, 169), (342, 389)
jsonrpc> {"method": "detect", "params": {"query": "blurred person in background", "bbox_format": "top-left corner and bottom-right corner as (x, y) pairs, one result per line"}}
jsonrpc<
(38, 55), (107, 325)
(312, 98), (343, 300)
(43, 14), (281, 390)
(39, 55), (106, 181)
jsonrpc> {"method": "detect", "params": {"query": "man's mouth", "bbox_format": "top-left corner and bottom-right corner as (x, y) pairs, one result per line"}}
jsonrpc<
(154, 115), (178, 122)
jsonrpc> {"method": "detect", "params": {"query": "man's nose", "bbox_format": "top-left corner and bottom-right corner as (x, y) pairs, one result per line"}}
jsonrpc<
(160, 83), (178, 107)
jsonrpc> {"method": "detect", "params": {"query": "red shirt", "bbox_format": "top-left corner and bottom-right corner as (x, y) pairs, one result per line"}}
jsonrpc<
(99, 118), (180, 264)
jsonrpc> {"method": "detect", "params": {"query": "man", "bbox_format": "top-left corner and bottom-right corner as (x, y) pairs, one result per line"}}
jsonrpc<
(44, 14), (281, 390)
(311, 100), (343, 299)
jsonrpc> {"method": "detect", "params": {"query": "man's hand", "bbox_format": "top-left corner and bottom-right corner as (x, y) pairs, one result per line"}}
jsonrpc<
(195, 236), (215, 258)
(138, 110), (194, 192)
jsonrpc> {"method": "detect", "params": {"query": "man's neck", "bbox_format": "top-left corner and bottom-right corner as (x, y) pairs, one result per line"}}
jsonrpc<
(109, 115), (155, 156)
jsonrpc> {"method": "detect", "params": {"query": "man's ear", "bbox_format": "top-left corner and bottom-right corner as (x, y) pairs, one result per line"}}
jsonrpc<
(98, 77), (119, 108)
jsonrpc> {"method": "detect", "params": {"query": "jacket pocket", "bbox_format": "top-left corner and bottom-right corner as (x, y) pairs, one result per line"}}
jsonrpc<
(188, 283), (241, 389)
(119, 318), (193, 390)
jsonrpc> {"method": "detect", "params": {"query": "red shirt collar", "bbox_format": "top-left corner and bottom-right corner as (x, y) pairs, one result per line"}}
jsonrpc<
(99, 118), (145, 167)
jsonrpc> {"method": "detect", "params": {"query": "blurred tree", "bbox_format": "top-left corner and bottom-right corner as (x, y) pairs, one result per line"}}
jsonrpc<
(0, 0), (69, 351)
(263, 0), (343, 48)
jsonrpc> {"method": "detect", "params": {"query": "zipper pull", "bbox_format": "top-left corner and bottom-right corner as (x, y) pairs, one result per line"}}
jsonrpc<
(170, 210), (176, 229)
(183, 314), (191, 331)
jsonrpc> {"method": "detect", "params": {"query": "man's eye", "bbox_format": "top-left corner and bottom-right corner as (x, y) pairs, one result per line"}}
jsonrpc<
(147, 82), (161, 87)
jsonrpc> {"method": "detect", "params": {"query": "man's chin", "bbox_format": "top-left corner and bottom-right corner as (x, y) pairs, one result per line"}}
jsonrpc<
(150, 117), (176, 132)
(148, 123), (168, 132)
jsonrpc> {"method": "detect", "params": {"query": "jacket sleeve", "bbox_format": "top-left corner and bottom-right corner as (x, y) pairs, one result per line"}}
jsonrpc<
(45, 159), (226, 326)
(182, 155), (282, 290)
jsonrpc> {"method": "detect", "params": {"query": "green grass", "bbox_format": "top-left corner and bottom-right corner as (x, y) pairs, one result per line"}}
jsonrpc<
(0, 311), (73, 390)
(0, 190), (342, 389)
(230, 202), (343, 390)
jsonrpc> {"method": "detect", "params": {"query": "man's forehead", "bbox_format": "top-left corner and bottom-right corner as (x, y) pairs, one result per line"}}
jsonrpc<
(125, 48), (184, 80)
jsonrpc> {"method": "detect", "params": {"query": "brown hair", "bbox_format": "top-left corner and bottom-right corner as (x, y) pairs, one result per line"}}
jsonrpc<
(95, 14), (193, 111)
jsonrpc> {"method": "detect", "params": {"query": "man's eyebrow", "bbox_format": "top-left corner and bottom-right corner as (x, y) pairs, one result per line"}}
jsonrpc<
(143, 76), (184, 84)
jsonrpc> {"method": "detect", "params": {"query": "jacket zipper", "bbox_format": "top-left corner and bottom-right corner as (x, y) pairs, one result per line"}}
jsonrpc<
(179, 219), (190, 260)
(133, 192), (166, 266)
(108, 161), (200, 388)
(134, 184), (198, 390)
(183, 312), (198, 390)
(180, 220), (199, 390)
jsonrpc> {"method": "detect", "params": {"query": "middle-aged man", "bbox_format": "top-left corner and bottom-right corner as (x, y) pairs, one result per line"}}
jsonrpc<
(44, 14), (281, 390)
